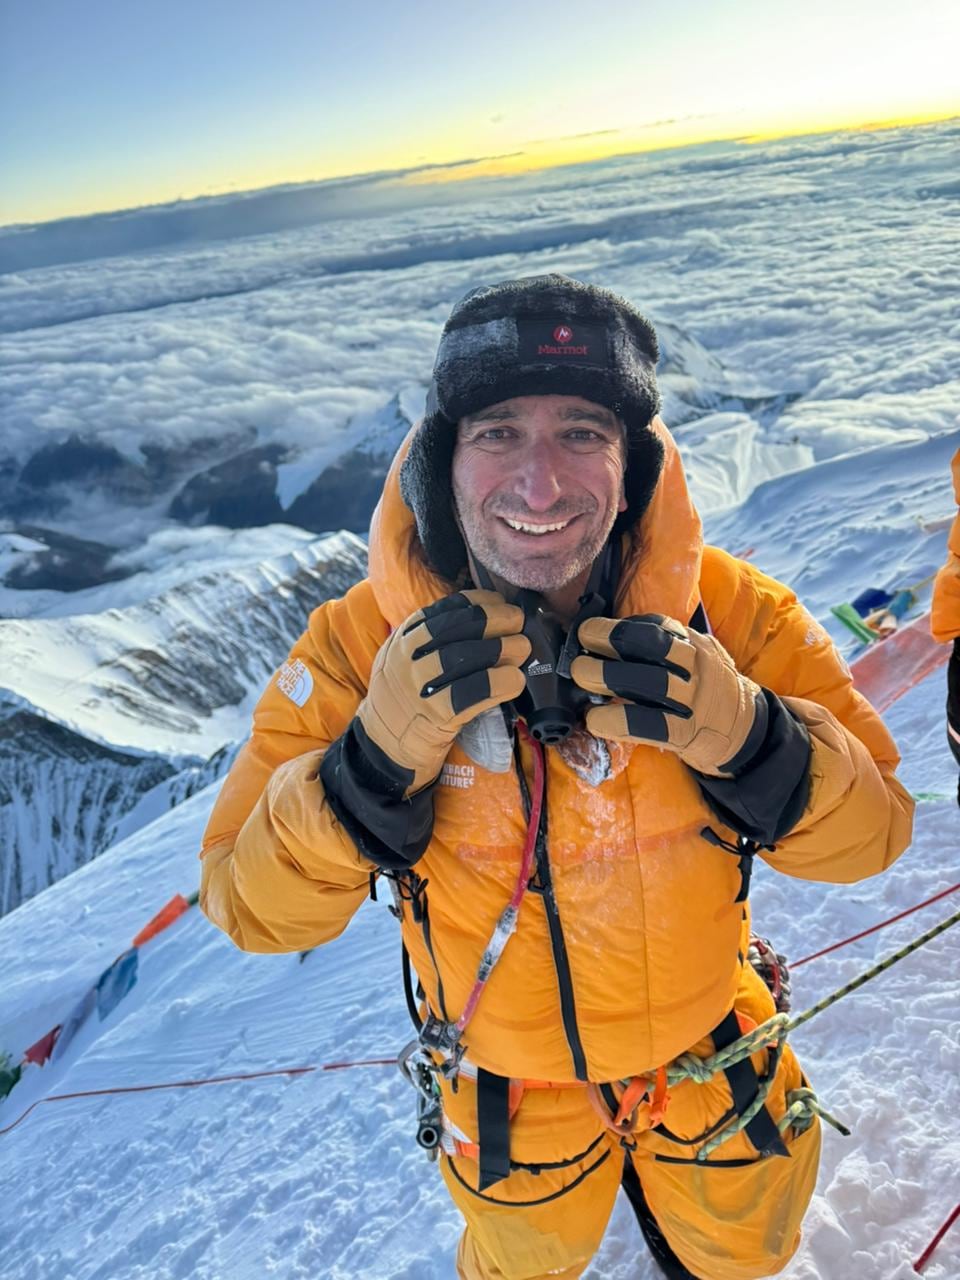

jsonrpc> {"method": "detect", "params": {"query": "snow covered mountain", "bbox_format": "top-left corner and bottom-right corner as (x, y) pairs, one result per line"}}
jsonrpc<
(0, 532), (366, 915)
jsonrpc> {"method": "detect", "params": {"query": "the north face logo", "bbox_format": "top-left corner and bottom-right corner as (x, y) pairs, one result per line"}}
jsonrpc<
(276, 659), (313, 707)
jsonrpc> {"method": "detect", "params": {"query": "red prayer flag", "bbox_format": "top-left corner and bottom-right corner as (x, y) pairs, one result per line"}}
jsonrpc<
(24, 1025), (61, 1066)
(132, 894), (192, 948)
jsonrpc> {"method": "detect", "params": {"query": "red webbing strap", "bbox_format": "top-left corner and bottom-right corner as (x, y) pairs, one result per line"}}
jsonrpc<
(453, 724), (544, 1035)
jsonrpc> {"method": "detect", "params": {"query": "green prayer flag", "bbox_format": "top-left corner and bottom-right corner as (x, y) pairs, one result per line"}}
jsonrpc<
(0, 1052), (22, 1100)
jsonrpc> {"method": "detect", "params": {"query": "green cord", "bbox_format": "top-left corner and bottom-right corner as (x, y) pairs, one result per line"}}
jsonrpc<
(668, 905), (960, 1160)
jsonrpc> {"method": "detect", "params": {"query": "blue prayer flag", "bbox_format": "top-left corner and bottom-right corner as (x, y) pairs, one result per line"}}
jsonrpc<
(96, 948), (139, 1021)
(51, 987), (97, 1061)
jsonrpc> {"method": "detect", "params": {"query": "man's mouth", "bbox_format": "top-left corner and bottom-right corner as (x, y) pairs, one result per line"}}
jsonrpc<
(501, 516), (576, 536)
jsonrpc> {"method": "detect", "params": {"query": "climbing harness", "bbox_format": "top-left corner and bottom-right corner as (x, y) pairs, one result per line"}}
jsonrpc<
(405, 900), (960, 1175)
(649, 902), (960, 1162)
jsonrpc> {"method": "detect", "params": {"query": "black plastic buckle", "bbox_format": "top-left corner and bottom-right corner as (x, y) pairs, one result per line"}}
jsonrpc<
(419, 1013), (462, 1054)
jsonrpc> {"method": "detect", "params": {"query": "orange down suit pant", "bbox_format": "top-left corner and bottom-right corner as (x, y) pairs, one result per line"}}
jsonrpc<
(439, 965), (822, 1280)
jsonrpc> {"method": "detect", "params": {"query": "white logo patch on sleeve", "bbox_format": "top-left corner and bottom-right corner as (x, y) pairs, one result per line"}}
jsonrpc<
(800, 609), (851, 677)
(276, 659), (313, 707)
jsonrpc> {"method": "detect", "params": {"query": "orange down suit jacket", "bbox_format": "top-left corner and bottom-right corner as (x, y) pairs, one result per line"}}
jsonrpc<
(931, 447), (960, 642)
(200, 418), (913, 1089)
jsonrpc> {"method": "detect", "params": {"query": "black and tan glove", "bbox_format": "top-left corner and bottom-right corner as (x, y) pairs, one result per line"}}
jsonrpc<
(357, 589), (530, 795)
(320, 591), (530, 870)
(571, 613), (763, 776)
(571, 612), (812, 844)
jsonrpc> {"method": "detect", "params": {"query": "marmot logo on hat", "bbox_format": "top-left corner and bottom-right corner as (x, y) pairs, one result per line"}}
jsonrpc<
(518, 318), (607, 367)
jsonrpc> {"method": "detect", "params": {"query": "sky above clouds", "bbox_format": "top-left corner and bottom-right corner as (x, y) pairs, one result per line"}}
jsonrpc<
(2, 0), (958, 224)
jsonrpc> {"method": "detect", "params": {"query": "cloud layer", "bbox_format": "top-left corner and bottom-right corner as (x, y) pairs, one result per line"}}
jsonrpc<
(0, 119), (957, 582)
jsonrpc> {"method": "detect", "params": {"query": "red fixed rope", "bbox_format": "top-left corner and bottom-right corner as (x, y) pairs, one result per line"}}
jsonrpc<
(914, 1202), (960, 1273)
(792, 882), (960, 968)
(0, 1058), (396, 1137)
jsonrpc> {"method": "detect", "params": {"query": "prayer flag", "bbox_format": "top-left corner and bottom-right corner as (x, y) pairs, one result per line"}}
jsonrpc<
(132, 894), (192, 947)
(96, 949), (139, 1021)
(24, 1025), (61, 1066)
(51, 988), (97, 1061)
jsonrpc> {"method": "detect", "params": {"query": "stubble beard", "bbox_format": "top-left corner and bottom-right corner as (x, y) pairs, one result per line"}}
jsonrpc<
(457, 500), (619, 594)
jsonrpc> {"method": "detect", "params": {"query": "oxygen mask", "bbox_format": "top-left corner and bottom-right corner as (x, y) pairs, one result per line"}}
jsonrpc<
(464, 541), (620, 747)
(512, 591), (593, 745)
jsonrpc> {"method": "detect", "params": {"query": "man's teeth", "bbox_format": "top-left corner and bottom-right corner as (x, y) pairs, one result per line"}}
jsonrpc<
(503, 517), (571, 534)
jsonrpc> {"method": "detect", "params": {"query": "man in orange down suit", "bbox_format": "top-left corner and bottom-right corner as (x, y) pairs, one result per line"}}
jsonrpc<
(200, 276), (914, 1280)
(930, 447), (960, 805)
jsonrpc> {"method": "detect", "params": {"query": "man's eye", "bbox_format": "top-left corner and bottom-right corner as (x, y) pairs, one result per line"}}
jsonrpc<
(477, 427), (512, 441)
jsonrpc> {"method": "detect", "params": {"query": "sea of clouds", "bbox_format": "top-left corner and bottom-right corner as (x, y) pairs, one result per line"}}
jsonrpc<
(0, 118), (957, 571)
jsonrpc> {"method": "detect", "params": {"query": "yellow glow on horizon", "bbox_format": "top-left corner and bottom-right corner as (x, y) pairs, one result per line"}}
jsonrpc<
(9, 106), (958, 228)
(739, 106), (960, 145)
(396, 106), (960, 189)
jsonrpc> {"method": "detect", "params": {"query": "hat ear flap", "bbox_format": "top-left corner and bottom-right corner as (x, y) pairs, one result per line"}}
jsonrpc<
(398, 413), (467, 582)
(615, 422), (664, 533)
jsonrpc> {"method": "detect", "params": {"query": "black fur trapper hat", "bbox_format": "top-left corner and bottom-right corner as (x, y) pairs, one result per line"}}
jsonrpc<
(399, 274), (665, 582)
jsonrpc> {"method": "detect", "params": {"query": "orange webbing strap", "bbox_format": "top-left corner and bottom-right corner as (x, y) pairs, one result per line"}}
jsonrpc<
(587, 1067), (671, 1139)
(615, 1076), (649, 1129)
(453, 1136), (482, 1161)
(648, 1065), (670, 1127)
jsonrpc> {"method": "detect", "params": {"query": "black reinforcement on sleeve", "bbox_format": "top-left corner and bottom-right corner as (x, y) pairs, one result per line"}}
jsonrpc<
(319, 720), (436, 870)
(693, 689), (811, 844)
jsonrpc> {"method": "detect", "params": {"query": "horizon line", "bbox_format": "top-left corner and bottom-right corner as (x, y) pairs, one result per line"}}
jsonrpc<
(6, 108), (958, 233)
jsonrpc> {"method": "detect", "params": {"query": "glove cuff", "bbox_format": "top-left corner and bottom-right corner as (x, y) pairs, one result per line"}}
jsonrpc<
(693, 689), (811, 844)
(319, 719), (437, 870)
(715, 689), (770, 776)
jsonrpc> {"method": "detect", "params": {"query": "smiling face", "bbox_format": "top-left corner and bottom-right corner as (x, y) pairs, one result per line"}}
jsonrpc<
(451, 395), (627, 613)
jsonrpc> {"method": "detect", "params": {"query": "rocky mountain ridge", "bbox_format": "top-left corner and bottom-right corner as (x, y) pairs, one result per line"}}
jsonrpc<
(0, 532), (367, 916)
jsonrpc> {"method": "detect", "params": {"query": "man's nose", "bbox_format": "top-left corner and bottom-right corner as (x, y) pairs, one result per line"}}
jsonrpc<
(511, 442), (566, 511)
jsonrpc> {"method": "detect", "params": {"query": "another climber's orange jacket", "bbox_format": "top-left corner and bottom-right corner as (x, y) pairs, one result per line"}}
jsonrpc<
(931, 447), (960, 643)
(200, 418), (913, 1084)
